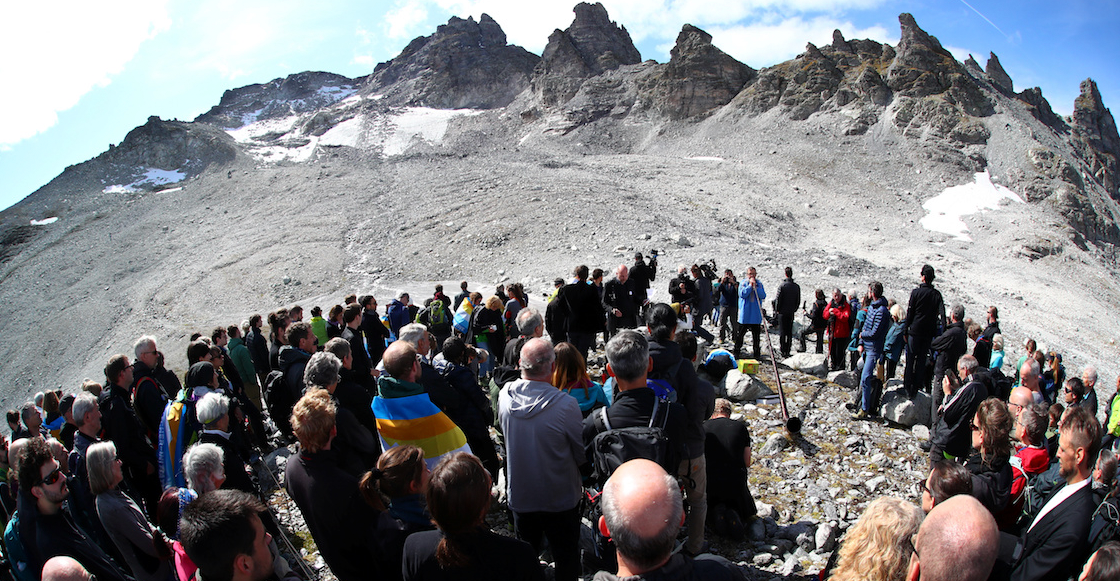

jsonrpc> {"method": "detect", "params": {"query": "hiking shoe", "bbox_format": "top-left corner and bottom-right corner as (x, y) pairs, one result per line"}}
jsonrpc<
(851, 410), (870, 421)
(844, 402), (857, 411)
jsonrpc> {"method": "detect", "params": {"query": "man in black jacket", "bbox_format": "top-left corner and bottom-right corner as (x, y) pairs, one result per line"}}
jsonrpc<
(130, 335), (169, 436)
(774, 267), (801, 359)
(341, 304), (375, 393)
(904, 264), (946, 400)
(1000, 406), (1098, 581)
(668, 265), (697, 306)
(630, 252), (657, 316)
(603, 264), (639, 338)
(931, 304), (968, 425)
(559, 265), (603, 362)
(360, 295), (390, 367)
(197, 392), (257, 495)
(246, 314), (270, 387)
(799, 289), (828, 354)
(99, 353), (160, 518)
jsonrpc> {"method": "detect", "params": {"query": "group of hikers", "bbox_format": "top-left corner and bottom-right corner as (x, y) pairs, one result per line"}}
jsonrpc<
(1, 254), (1119, 581)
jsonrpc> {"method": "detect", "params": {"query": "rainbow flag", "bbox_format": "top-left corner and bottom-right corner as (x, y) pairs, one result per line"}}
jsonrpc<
(372, 393), (471, 467)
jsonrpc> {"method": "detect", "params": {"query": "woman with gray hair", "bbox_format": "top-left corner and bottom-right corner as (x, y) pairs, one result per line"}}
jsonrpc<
(196, 392), (256, 494)
(182, 442), (225, 494)
(304, 351), (377, 477)
(88, 441), (173, 581)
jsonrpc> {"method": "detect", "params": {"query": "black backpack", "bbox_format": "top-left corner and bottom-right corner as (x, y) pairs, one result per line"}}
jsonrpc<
(591, 396), (673, 482)
(261, 370), (292, 436)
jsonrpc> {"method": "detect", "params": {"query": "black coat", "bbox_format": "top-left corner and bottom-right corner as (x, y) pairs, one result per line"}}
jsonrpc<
(905, 282), (945, 338)
(631, 259), (657, 296)
(932, 321), (968, 380)
(560, 281), (604, 334)
(246, 326), (269, 376)
(199, 431), (256, 495)
(774, 278), (801, 316)
(98, 383), (157, 472)
(603, 277), (639, 323)
(931, 379), (987, 459)
(966, 450), (1012, 515)
(1008, 482), (1094, 581)
(284, 449), (382, 581)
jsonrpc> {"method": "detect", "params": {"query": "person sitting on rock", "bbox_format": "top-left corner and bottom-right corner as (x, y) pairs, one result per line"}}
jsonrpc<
(593, 458), (744, 581)
(703, 398), (755, 540)
(1006, 404), (1051, 529)
(930, 304), (968, 426)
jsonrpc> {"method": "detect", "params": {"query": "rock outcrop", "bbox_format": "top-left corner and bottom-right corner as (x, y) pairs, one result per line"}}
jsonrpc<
(365, 14), (539, 109)
(636, 24), (754, 120)
(532, 2), (641, 106)
(1018, 86), (1066, 131)
(97, 116), (238, 179)
(1070, 78), (1120, 203)
(194, 72), (359, 129)
(985, 52), (1013, 94)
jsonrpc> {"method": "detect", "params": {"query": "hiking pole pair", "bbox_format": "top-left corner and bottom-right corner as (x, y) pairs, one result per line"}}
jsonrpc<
(752, 284), (802, 435)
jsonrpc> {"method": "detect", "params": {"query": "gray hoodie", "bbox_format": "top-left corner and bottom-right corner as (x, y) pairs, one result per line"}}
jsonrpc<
(499, 378), (585, 513)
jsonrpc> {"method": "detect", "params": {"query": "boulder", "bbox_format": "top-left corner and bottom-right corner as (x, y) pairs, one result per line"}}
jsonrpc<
(726, 370), (774, 401)
(827, 370), (858, 388)
(784, 353), (827, 377)
(880, 386), (931, 427)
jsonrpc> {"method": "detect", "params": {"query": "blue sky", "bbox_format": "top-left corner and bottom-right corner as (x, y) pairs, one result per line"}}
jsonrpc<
(1, 0), (1116, 212)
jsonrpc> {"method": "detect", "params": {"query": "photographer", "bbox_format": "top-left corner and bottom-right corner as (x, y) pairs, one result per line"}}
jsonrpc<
(717, 270), (739, 344)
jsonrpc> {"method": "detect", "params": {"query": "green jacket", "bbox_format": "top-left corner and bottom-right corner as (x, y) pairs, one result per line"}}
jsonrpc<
(309, 315), (329, 346)
(378, 376), (425, 399)
(228, 337), (258, 387)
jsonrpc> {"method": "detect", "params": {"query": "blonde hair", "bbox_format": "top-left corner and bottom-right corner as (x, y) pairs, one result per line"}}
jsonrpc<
(485, 295), (503, 311)
(291, 389), (336, 453)
(830, 497), (924, 581)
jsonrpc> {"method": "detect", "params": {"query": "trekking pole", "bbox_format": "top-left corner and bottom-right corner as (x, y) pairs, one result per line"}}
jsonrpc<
(753, 286), (801, 435)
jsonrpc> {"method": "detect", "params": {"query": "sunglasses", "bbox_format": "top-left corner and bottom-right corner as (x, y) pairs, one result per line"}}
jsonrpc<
(39, 466), (64, 486)
(918, 479), (930, 495)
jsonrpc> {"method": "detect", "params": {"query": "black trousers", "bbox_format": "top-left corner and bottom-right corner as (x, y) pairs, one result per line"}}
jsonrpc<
(733, 323), (761, 360)
(800, 327), (824, 353)
(778, 313), (795, 356)
(905, 335), (933, 398)
(512, 506), (581, 581)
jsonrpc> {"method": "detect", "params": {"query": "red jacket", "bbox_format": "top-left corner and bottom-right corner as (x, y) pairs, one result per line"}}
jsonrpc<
(823, 301), (852, 339)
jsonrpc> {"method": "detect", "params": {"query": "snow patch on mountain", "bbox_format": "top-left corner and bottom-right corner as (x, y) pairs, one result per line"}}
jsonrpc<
(102, 168), (186, 193)
(920, 171), (1024, 241)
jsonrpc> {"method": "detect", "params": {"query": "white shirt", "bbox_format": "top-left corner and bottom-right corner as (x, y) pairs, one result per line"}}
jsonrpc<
(1028, 477), (1089, 533)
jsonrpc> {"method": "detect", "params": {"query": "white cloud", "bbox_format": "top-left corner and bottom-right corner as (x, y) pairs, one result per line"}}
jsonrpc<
(709, 17), (895, 68)
(386, 1), (433, 41)
(0, 0), (171, 147)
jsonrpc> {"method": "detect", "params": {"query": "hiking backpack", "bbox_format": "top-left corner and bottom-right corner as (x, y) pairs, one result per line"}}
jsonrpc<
(590, 396), (674, 483)
(261, 370), (291, 434)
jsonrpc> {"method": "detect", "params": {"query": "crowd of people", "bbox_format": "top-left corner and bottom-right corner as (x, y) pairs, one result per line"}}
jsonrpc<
(2, 253), (1119, 581)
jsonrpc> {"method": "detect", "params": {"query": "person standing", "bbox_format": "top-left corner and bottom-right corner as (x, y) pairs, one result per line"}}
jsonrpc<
(904, 264), (946, 399)
(499, 338), (585, 581)
(774, 267), (800, 359)
(853, 282), (890, 419)
(734, 268), (766, 361)
(717, 270), (739, 344)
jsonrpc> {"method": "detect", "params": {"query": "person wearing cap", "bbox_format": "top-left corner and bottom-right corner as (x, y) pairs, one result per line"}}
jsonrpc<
(903, 264), (946, 401)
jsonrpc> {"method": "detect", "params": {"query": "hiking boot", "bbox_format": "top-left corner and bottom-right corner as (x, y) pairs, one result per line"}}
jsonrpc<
(844, 402), (857, 411)
(851, 410), (870, 421)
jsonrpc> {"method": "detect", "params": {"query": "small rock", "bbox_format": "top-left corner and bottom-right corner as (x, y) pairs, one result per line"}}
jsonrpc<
(780, 553), (803, 576)
(752, 553), (774, 566)
(748, 518), (768, 541)
(282, 276), (291, 285)
(762, 432), (791, 455)
(783, 353), (828, 377)
(726, 371), (773, 402)
(912, 424), (931, 440)
(865, 476), (886, 493)
(815, 522), (839, 552)
(755, 502), (774, 519)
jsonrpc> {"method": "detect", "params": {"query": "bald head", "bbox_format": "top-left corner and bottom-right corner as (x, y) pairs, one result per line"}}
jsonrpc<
(42, 556), (93, 581)
(912, 495), (998, 581)
(382, 341), (419, 382)
(602, 459), (683, 574)
(519, 338), (555, 380)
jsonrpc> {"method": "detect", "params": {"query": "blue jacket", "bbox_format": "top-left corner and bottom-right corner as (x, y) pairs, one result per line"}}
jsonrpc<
(860, 297), (891, 349)
(386, 299), (410, 338)
(737, 280), (766, 325)
(885, 320), (906, 361)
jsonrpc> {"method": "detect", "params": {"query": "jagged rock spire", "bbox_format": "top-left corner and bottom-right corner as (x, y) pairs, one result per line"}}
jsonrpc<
(637, 24), (755, 119)
(986, 52), (1013, 93)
